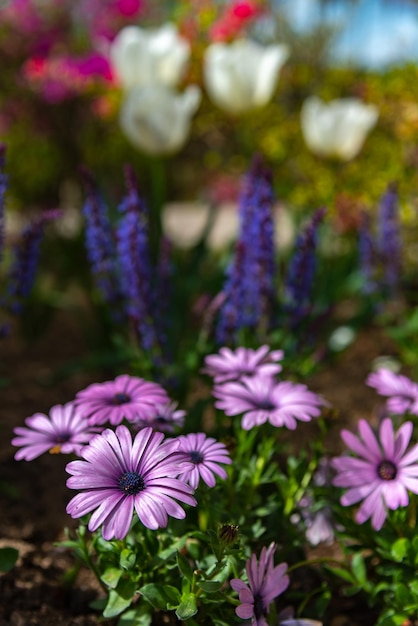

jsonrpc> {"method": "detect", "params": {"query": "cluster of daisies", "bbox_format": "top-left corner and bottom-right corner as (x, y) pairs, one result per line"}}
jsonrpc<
(9, 343), (327, 625)
(205, 345), (325, 430)
(10, 347), (418, 625)
(11, 345), (326, 534)
(11, 368), (233, 541)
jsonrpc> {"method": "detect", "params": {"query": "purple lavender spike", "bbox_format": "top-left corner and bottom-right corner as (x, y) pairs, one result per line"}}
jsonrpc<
(376, 184), (402, 294)
(7, 210), (60, 314)
(358, 210), (377, 295)
(216, 240), (246, 344)
(284, 207), (326, 325)
(81, 168), (121, 308)
(116, 165), (161, 354)
(217, 156), (276, 344)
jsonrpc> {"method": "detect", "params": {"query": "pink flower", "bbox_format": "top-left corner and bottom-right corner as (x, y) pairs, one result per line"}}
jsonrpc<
(176, 433), (232, 488)
(203, 345), (284, 383)
(134, 401), (186, 432)
(66, 425), (196, 540)
(209, 0), (262, 42)
(76, 53), (113, 82)
(332, 418), (418, 530)
(213, 376), (323, 430)
(230, 543), (289, 626)
(366, 368), (418, 415)
(12, 403), (99, 461)
(74, 374), (169, 426)
(115, 0), (142, 17)
(231, 0), (260, 20)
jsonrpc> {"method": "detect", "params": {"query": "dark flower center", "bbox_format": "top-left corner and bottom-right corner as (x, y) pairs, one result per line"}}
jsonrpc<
(253, 593), (265, 620)
(118, 471), (145, 494)
(377, 460), (397, 481)
(256, 399), (276, 411)
(55, 433), (71, 443)
(190, 450), (204, 464)
(112, 392), (131, 405)
(49, 433), (71, 454)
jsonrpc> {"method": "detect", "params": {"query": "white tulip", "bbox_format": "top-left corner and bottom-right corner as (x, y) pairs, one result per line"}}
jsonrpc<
(119, 83), (201, 155)
(203, 39), (289, 115)
(110, 23), (190, 90)
(301, 96), (379, 161)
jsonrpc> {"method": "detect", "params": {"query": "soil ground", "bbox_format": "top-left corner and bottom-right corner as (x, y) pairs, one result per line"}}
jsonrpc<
(0, 311), (398, 625)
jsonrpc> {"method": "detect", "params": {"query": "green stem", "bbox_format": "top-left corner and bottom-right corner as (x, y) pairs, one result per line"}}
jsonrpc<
(79, 532), (108, 593)
(287, 456), (319, 513)
(297, 584), (328, 616)
(287, 556), (347, 574)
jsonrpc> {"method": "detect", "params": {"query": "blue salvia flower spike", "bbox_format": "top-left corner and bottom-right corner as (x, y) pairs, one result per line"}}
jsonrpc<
(358, 210), (377, 295)
(7, 210), (60, 315)
(116, 165), (161, 355)
(284, 207), (326, 325)
(80, 168), (121, 309)
(376, 183), (402, 295)
(217, 156), (276, 344)
(216, 240), (246, 345)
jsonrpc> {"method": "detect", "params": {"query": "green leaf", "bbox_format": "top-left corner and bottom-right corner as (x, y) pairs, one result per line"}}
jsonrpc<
(120, 548), (136, 570)
(89, 597), (107, 611)
(139, 583), (180, 610)
(378, 612), (411, 626)
(324, 565), (355, 584)
(177, 550), (194, 584)
(343, 585), (362, 597)
(118, 606), (152, 626)
(149, 535), (187, 566)
(394, 583), (414, 607)
(391, 537), (409, 562)
(409, 579), (418, 596)
(0, 547), (19, 572)
(351, 553), (369, 589)
(176, 593), (198, 620)
(95, 536), (122, 553)
(101, 566), (123, 589)
(197, 580), (223, 593)
(314, 589), (331, 615)
(103, 579), (137, 618)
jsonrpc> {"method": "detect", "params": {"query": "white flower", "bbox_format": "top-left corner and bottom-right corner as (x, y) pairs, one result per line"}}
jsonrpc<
(119, 83), (201, 155)
(110, 23), (190, 90)
(203, 39), (289, 115)
(301, 96), (379, 161)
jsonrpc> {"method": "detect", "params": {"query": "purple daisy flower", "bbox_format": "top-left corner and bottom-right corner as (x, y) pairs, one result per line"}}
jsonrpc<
(134, 401), (186, 432)
(332, 418), (418, 530)
(66, 425), (197, 540)
(12, 403), (99, 461)
(213, 376), (324, 430)
(203, 345), (284, 383)
(230, 542), (289, 626)
(366, 368), (418, 415)
(74, 374), (169, 426)
(176, 433), (232, 488)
